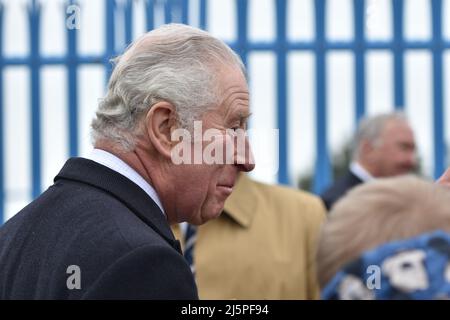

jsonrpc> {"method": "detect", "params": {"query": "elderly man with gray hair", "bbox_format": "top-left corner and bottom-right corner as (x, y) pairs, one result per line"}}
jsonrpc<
(0, 24), (254, 299)
(320, 112), (416, 210)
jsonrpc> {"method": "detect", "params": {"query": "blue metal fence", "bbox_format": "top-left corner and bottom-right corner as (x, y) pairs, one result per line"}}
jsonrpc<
(0, 1), (3, 226)
(0, 0), (449, 224)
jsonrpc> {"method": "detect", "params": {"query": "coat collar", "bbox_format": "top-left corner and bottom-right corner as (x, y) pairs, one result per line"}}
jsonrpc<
(223, 174), (259, 228)
(54, 157), (181, 252)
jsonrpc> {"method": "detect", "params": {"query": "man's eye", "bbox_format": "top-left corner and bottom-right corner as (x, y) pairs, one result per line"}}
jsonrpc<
(227, 127), (240, 136)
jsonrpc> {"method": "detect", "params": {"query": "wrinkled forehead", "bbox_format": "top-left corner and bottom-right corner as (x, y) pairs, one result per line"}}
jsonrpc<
(382, 119), (413, 136)
(379, 120), (415, 148)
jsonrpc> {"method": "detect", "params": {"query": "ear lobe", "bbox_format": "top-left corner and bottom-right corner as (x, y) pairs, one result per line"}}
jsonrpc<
(145, 101), (179, 159)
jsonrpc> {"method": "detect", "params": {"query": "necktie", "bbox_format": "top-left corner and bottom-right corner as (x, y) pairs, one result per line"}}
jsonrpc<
(183, 224), (197, 276)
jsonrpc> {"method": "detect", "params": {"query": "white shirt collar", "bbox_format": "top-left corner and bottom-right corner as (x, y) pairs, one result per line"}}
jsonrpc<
(350, 161), (374, 183)
(85, 149), (165, 216)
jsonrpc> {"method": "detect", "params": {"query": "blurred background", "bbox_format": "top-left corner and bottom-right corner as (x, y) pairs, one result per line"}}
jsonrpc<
(1, 0), (450, 222)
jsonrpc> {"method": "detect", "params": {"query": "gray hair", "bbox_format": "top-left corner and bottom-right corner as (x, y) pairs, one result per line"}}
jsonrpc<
(91, 23), (246, 151)
(352, 112), (409, 160)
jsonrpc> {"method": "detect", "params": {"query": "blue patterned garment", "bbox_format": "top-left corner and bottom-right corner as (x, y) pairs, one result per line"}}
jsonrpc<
(322, 230), (450, 300)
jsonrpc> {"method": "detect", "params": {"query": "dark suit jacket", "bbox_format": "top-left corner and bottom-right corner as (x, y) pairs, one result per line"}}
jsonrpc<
(0, 158), (198, 299)
(320, 170), (363, 211)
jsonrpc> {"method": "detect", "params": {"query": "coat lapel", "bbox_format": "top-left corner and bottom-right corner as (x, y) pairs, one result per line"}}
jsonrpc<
(223, 173), (259, 228)
(55, 157), (181, 252)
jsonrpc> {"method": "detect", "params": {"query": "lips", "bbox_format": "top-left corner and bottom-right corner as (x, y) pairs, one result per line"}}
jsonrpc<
(218, 182), (234, 189)
(217, 171), (238, 195)
(217, 181), (235, 195)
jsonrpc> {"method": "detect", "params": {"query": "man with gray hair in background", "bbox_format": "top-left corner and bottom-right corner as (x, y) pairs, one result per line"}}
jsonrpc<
(0, 24), (254, 299)
(320, 112), (417, 210)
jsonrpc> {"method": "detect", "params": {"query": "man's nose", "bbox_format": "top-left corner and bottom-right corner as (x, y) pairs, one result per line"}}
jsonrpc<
(235, 137), (255, 172)
(407, 152), (417, 168)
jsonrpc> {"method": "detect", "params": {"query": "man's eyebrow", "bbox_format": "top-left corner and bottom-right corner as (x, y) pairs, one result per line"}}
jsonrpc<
(238, 112), (252, 121)
(225, 109), (252, 125)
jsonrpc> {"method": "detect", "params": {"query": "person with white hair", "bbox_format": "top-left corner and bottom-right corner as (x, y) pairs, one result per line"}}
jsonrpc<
(317, 176), (450, 299)
(0, 24), (254, 299)
(320, 112), (417, 210)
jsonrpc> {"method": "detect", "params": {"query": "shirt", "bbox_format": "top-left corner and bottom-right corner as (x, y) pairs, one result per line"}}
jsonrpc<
(86, 148), (165, 216)
(350, 161), (374, 183)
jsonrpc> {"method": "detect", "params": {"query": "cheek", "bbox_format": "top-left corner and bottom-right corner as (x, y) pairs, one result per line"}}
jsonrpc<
(381, 146), (398, 161)
(188, 166), (223, 200)
(393, 149), (408, 161)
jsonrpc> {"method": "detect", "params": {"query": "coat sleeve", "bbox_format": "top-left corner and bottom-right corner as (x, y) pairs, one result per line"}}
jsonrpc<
(81, 244), (198, 300)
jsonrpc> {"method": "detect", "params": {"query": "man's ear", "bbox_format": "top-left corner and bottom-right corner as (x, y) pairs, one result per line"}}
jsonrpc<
(145, 101), (179, 159)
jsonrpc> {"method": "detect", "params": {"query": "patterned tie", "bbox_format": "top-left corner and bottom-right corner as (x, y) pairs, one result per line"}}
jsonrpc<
(183, 224), (197, 276)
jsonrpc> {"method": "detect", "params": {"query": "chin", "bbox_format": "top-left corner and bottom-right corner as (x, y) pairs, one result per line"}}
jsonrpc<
(198, 205), (224, 224)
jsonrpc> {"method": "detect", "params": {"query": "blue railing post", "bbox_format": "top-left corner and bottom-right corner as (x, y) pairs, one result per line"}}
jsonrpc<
(28, 0), (42, 199)
(166, 0), (185, 24)
(124, 0), (133, 46)
(146, 0), (155, 30)
(164, 0), (172, 23)
(393, 0), (405, 110)
(199, 0), (207, 30)
(313, 0), (331, 194)
(275, 0), (288, 185)
(431, 0), (445, 178)
(66, 0), (79, 157)
(354, 0), (366, 123)
(181, 0), (189, 24)
(236, 0), (248, 66)
(105, 0), (116, 83)
(0, 3), (4, 223)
